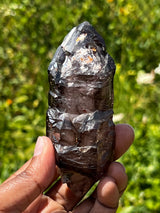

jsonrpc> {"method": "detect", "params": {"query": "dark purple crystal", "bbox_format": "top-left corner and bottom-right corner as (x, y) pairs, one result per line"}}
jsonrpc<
(46, 21), (116, 197)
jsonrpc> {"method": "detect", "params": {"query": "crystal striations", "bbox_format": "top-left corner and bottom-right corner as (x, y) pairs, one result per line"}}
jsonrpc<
(46, 21), (116, 197)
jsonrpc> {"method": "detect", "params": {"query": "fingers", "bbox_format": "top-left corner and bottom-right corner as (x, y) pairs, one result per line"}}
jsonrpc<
(72, 198), (94, 213)
(106, 162), (127, 195)
(46, 124), (134, 212)
(114, 124), (134, 160)
(73, 162), (127, 213)
(89, 162), (127, 213)
(97, 162), (128, 205)
(0, 124), (134, 213)
(24, 195), (66, 213)
(46, 179), (80, 211)
(0, 136), (56, 212)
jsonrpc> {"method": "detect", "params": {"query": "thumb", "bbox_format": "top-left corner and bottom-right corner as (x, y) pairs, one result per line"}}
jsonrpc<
(0, 136), (56, 212)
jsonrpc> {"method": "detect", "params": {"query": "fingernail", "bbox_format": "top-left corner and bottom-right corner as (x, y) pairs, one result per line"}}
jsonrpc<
(34, 137), (44, 156)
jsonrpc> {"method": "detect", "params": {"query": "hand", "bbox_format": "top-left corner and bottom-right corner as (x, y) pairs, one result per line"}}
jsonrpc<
(0, 124), (134, 213)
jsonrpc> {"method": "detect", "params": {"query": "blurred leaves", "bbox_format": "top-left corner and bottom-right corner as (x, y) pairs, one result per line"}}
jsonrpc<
(0, 0), (160, 212)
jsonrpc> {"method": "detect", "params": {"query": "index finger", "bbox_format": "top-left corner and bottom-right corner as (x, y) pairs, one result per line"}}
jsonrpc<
(114, 124), (134, 160)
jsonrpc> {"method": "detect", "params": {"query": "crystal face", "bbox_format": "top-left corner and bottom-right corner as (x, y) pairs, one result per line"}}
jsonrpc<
(46, 21), (116, 197)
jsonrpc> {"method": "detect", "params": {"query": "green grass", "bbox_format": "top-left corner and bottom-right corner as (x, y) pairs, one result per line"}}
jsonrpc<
(0, 0), (160, 212)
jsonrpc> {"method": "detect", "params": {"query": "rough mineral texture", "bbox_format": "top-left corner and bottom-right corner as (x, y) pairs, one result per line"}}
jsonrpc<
(46, 21), (116, 197)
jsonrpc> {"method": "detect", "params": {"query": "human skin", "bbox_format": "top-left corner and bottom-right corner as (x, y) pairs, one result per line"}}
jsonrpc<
(0, 124), (134, 213)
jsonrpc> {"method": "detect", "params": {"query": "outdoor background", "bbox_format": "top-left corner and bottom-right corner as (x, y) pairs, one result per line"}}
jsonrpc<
(0, 0), (160, 212)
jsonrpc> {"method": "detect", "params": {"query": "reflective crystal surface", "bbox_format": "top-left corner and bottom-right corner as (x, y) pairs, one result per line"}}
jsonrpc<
(47, 21), (116, 197)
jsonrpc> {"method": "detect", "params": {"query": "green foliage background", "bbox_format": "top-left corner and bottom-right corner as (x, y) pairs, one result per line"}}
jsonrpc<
(0, 0), (160, 212)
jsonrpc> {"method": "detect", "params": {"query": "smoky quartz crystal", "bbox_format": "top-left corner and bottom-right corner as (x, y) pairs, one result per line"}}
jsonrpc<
(46, 21), (116, 197)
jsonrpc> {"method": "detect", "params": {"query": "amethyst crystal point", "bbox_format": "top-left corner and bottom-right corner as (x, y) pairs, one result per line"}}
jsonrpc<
(47, 21), (116, 197)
